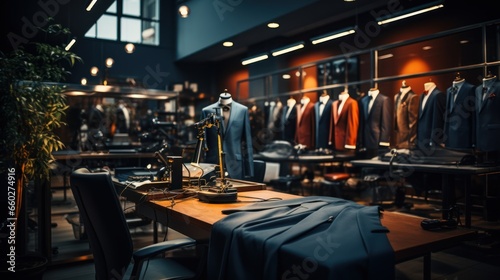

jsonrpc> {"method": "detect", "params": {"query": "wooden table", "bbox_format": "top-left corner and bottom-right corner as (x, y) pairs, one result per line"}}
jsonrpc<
(351, 159), (500, 228)
(115, 184), (476, 280)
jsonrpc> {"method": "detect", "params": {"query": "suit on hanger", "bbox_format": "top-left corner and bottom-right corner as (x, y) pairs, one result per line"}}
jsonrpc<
(295, 101), (315, 148)
(330, 97), (359, 151)
(475, 78), (500, 152)
(314, 97), (333, 149)
(416, 88), (446, 149)
(201, 100), (254, 179)
(394, 89), (419, 149)
(444, 81), (476, 149)
(359, 93), (392, 152)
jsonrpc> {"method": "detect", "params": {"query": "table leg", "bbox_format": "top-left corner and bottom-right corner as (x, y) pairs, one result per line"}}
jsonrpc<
(153, 221), (158, 243)
(441, 174), (451, 220)
(423, 253), (431, 280)
(464, 175), (472, 228)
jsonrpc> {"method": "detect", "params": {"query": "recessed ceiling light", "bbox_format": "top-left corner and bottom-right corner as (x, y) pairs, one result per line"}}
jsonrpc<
(125, 43), (135, 53)
(223, 41), (234, 47)
(282, 74), (291, 79)
(267, 22), (279, 29)
(422, 46), (432, 50)
(178, 5), (190, 18)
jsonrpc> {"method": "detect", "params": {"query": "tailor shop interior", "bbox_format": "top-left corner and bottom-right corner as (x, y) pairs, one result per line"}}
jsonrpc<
(4, 0), (500, 269)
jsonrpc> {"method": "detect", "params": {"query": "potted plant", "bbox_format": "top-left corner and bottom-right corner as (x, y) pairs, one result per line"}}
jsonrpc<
(0, 21), (81, 278)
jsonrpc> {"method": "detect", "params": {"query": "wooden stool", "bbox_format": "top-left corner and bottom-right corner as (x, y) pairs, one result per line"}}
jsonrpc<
(320, 172), (350, 197)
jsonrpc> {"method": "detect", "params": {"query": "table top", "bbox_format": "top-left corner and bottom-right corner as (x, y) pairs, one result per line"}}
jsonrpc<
(53, 150), (156, 160)
(351, 158), (500, 175)
(254, 151), (356, 163)
(123, 187), (476, 263)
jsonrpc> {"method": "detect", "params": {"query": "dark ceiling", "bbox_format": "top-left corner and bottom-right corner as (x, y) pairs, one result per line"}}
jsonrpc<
(1, 0), (114, 52)
(1, 0), (461, 64)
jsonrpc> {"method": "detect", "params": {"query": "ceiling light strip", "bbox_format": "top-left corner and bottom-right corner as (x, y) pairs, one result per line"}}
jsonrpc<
(377, 4), (444, 25)
(86, 0), (98, 12)
(241, 54), (269, 65)
(311, 28), (356, 45)
(271, 42), (305, 57)
(65, 38), (76, 51)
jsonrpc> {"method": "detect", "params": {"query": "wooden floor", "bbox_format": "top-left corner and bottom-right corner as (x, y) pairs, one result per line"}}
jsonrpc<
(40, 179), (500, 280)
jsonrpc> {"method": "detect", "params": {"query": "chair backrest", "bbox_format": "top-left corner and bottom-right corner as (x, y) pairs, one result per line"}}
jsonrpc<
(70, 168), (134, 279)
(250, 160), (266, 182)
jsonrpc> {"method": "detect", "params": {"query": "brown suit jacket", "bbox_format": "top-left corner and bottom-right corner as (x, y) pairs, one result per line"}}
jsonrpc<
(393, 90), (419, 148)
(295, 101), (315, 148)
(330, 97), (359, 151)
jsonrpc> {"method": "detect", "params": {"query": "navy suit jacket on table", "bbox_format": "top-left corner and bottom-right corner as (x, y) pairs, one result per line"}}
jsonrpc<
(207, 196), (394, 280)
(201, 100), (254, 179)
(475, 77), (500, 152)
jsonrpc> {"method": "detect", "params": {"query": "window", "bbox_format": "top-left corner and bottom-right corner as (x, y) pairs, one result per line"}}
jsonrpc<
(85, 0), (160, 46)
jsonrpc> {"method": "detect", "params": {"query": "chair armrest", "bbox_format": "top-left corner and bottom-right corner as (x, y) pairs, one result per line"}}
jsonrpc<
(130, 237), (196, 278)
(133, 237), (196, 261)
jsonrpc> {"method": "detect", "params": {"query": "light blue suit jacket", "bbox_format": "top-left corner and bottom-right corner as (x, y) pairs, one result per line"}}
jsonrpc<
(201, 100), (254, 179)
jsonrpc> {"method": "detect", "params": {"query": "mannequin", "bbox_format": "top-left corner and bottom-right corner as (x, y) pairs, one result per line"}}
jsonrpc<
(295, 95), (315, 149)
(394, 80), (418, 149)
(219, 92), (233, 105)
(201, 90), (254, 179)
(314, 91), (333, 149)
(330, 90), (359, 151)
(444, 73), (475, 149)
(360, 87), (391, 158)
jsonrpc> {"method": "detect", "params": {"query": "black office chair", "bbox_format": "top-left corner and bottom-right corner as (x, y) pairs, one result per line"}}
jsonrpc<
(249, 160), (266, 182)
(70, 168), (204, 279)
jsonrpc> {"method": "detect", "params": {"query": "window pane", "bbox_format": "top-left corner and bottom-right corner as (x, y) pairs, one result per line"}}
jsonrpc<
(107, 1), (117, 13)
(123, 0), (140, 16)
(97, 15), (117, 40)
(142, 20), (159, 45)
(121, 17), (141, 43)
(378, 28), (483, 78)
(85, 24), (96, 38)
(143, 0), (159, 20)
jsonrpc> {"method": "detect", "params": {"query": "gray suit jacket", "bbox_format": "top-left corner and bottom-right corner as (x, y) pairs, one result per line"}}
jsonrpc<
(201, 101), (254, 179)
(360, 93), (392, 150)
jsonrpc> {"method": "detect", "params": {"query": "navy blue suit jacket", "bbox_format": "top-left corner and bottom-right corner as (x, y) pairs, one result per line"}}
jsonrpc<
(444, 81), (476, 149)
(314, 98), (333, 149)
(475, 78), (500, 152)
(417, 88), (446, 149)
(201, 101), (254, 179)
(208, 196), (394, 280)
(281, 104), (297, 144)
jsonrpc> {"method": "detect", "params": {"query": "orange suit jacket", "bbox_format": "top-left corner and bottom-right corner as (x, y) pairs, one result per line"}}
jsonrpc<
(295, 102), (315, 148)
(330, 97), (359, 151)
